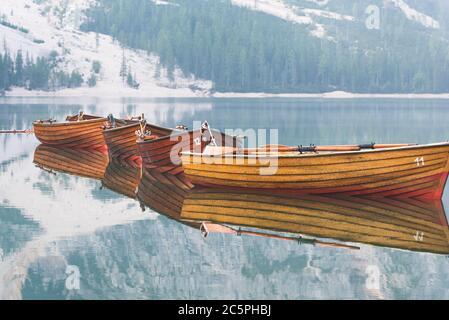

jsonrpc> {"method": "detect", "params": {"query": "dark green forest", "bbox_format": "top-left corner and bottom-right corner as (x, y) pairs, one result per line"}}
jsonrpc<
(81, 0), (449, 93)
(0, 49), (83, 94)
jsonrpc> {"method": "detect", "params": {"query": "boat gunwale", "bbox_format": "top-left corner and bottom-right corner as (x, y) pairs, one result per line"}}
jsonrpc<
(136, 128), (193, 145)
(181, 142), (449, 160)
(33, 117), (107, 127)
(103, 121), (175, 133)
(136, 127), (235, 145)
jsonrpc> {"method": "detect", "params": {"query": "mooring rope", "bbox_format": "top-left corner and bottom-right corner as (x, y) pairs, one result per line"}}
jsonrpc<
(0, 129), (34, 134)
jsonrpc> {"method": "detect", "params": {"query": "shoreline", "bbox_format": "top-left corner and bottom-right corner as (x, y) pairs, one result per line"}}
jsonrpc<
(3, 88), (449, 99)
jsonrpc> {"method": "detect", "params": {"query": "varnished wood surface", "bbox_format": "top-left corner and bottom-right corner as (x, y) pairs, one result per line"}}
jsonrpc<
(138, 129), (240, 174)
(181, 189), (449, 254)
(103, 122), (174, 163)
(33, 114), (108, 149)
(32, 143), (449, 254)
(181, 142), (449, 199)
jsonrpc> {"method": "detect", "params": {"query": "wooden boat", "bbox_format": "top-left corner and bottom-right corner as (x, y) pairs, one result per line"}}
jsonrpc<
(181, 142), (449, 200)
(180, 189), (449, 254)
(33, 112), (108, 149)
(103, 117), (174, 166)
(33, 144), (109, 180)
(137, 121), (241, 174)
(101, 159), (142, 199)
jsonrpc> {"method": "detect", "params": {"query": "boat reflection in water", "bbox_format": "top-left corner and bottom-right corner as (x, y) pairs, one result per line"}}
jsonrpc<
(102, 159), (141, 200)
(32, 144), (449, 255)
(181, 190), (449, 254)
(33, 144), (109, 180)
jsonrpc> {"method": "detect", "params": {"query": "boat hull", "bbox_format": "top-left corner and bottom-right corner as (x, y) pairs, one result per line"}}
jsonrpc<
(33, 117), (108, 149)
(137, 129), (240, 174)
(181, 143), (449, 199)
(103, 122), (173, 165)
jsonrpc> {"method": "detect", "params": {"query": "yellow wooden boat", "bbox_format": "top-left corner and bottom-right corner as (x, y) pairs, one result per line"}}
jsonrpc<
(181, 142), (449, 200)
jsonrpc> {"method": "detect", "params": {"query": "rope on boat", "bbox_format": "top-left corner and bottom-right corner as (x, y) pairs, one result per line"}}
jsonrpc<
(77, 110), (84, 122)
(0, 129), (34, 134)
(135, 118), (151, 139)
(201, 121), (217, 146)
(107, 114), (116, 128)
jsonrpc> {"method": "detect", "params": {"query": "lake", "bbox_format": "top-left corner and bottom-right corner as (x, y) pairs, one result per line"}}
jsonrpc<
(1, 97), (449, 300)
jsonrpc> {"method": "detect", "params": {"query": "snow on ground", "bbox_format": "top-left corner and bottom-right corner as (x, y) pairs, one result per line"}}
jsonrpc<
(212, 90), (449, 99)
(0, 25), (52, 57)
(387, 0), (440, 29)
(302, 8), (354, 22)
(231, 0), (329, 38)
(150, 0), (179, 6)
(0, 0), (212, 97)
(231, 0), (356, 39)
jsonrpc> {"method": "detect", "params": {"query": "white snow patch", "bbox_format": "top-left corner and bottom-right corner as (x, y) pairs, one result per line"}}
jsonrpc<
(302, 8), (354, 22)
(0, 25), (51, 57)
(231, 0), (328, 39)
(231, 0), (312, 24)
(0, 0), (212, 97)
(150, 0), (179, 6)
(387, 0), (440, 29)
(213, 90), (449, 99)
(304, 0), (330, 6)
(231, 0), (355, 40)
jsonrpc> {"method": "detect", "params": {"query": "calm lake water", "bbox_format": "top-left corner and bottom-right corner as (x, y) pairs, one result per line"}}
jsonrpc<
(1, 97), (449, 300)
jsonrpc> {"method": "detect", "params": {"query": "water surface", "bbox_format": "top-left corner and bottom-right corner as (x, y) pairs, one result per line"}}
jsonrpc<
(1, 97), (449, 300)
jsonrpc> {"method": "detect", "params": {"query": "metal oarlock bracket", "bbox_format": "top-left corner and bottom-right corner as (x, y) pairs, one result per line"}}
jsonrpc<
(175, 124), (189, 130)
(237, 227), (242, 236)
(77, 110), (84, 121)
(107, 114), (116, 128)
(359, 142), (376, 149)
(201, 121), (217, 146)
(135, 118), (151, 139)
(298, 145), (316, 153)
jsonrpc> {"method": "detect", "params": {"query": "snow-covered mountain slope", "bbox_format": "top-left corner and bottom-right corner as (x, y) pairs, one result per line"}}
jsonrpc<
(0, 0), (446, 96)
(231, 0), (440, 39)
(387, 0), (440, 29)
(0, 0), (212, 97)
(231, 0), (354, 39)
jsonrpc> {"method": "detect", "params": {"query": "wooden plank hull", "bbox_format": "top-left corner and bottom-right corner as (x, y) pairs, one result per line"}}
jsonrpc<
(181, 189), (449, 254)
(33, 116), (108, 149)
(181, 143), (449, 200)
(33, 144), (109, 180)
(102, 159), (142, 199)
(103, 122), (174, 166)
(137, 129), (240, 174)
